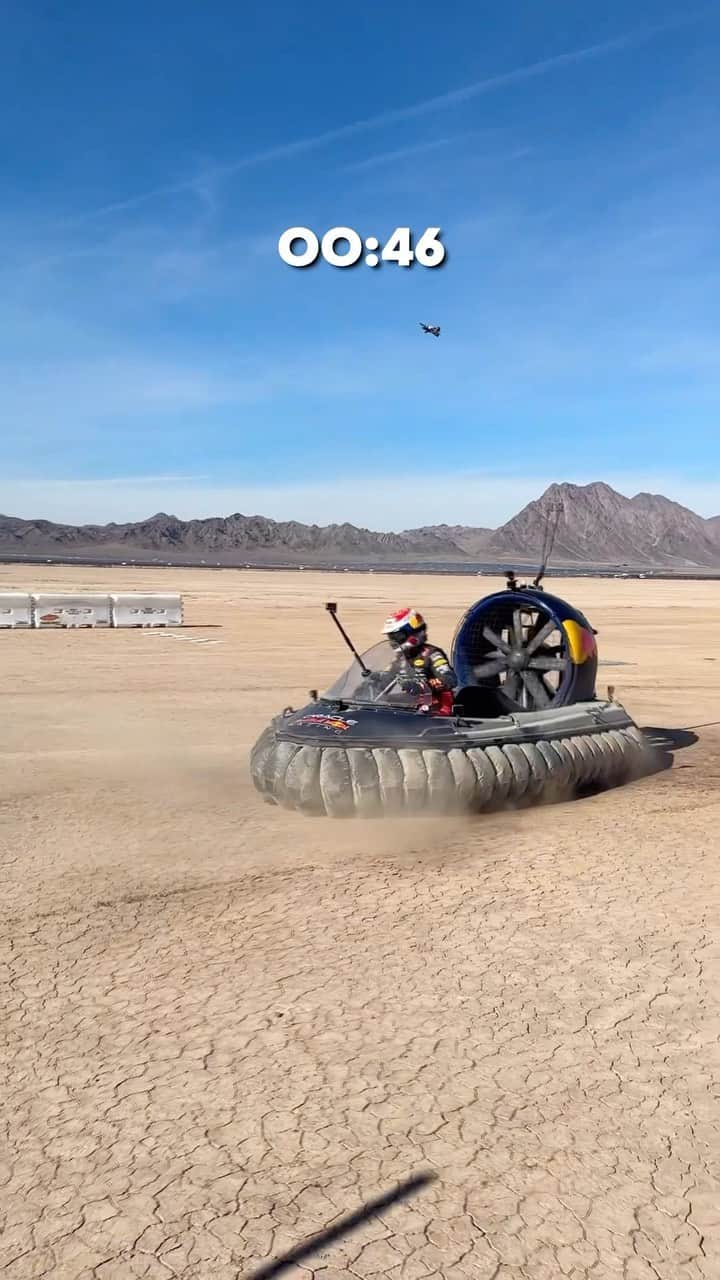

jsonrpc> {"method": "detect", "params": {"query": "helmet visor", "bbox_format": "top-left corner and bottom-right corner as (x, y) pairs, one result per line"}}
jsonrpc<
(389, 626), (423, 649)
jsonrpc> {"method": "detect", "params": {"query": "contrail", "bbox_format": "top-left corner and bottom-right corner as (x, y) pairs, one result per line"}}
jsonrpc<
(57, 13), (704, 228)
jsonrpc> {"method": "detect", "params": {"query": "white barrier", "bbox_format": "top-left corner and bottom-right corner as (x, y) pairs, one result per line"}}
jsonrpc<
(0, 592), (33, 628)
(111, 593), (183, 627)
(33, 593), (112, 628)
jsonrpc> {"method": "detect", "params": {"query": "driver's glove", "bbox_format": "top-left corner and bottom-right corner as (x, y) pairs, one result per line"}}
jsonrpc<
(364, 671), (395, 694)
(400, 679), (426, 695)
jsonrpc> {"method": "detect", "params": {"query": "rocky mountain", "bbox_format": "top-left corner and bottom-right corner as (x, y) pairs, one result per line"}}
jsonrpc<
(404, 523), (494, 556)
(485, 482), (720, 567)
(1, 481), (719, 568)
(0, 511), (467, 563)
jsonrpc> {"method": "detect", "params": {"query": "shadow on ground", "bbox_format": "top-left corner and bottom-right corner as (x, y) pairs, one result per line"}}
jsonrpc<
(243, 1172), (437, 1279)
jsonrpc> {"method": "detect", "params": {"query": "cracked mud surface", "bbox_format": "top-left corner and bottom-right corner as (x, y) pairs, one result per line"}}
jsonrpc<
(2, 568), (720, 1279)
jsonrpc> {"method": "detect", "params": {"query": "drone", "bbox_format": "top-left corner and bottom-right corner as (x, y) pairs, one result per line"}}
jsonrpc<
(419, 322), (441, 337)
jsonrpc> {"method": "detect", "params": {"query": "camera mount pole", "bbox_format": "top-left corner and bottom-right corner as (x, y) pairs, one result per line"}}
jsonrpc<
(325, 602), (371, 676)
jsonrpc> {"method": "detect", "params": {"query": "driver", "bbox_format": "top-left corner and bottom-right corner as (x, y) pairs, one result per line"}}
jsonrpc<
(381, 608), (458, 716)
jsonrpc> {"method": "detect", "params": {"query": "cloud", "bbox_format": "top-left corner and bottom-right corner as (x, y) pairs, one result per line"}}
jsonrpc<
(3, 469), (720, 528)
(56, 14), (704, 227)
(2, 303), (720, 463)
(0, 357), (269, 429)
(6, 221), (274, 291)
(0, 339), (411, 445)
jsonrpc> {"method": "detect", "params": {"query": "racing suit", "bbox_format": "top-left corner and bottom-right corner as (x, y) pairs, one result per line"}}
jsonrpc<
(402, 644), (458, 716)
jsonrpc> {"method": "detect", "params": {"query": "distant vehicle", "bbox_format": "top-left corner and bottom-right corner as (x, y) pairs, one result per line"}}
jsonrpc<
(419, 322), (440, 337)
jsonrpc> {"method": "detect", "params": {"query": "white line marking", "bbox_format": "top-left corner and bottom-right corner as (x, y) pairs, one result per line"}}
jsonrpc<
(139, 631), (223, 647)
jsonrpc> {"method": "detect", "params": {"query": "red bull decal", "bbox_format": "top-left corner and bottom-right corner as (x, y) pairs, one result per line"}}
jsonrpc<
(295, 714), (358, 732)
(562, 619), (598, 664)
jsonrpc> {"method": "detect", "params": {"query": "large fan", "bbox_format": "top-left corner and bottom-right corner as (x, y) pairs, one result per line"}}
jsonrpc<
(451, 587), (598, 712)
(471, 599), (570, 709)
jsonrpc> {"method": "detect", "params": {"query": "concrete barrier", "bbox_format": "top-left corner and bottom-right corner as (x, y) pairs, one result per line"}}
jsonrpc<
(33, 594), (112, 628)
(0, 592), (33, 628)
(111, 593), (183, 627)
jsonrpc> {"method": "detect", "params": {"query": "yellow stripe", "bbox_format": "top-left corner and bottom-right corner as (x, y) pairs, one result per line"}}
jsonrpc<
(562, 619), (596, 664)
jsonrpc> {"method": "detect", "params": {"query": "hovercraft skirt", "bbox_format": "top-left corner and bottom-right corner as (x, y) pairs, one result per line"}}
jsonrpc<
(250, 709), (649, 818)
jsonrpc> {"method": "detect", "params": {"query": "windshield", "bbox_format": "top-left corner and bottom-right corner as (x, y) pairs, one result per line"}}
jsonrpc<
(322, 640), (432, 708)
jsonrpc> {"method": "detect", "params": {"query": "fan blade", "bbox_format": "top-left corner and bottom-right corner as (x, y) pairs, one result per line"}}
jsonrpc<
(503, 673), (521, 702)
(472, 657), (506, 679)
(521, 669), (551, 708)
(482, 626), (512, 654)
(528, 655), (569, 671)
(512, 610), (524, 648)
(525, 619), (555, 654)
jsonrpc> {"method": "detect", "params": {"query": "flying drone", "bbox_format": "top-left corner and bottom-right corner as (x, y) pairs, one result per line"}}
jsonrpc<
(419, 323), (440, 337)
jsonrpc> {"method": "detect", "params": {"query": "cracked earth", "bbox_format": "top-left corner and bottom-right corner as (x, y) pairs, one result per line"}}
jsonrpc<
(2, 568), (720, 1279)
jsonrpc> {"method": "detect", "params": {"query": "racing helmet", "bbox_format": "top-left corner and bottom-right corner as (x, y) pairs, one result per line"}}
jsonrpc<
(382, 607), (428, 654)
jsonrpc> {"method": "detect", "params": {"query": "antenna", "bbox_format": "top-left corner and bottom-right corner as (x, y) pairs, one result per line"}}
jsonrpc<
(533, 500), (563, 588)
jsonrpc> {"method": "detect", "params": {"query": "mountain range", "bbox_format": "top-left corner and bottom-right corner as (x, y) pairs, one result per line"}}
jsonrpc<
(1, 481), (719, 569)
(409, 481), (720, 567)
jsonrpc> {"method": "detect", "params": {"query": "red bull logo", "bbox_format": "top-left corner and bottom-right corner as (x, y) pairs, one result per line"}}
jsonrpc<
(562, 619), (597, 663)
(295, 714), (358, 732)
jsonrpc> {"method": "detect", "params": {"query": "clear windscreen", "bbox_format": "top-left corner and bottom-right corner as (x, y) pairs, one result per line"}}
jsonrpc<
(322, 640), (433, 707)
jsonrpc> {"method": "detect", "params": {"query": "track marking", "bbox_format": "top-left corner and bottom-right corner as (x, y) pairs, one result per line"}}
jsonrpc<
(140, 631), (223, 646)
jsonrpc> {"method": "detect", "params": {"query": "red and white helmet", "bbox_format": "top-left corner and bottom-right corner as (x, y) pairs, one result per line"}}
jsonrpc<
(382, 607), (428, 654)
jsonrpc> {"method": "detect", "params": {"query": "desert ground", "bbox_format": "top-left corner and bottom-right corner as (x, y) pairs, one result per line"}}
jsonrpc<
(2, 565), (720, 1280)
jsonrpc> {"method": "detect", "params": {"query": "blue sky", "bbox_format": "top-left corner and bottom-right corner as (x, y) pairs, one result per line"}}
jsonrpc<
(2, 0), (720, 528)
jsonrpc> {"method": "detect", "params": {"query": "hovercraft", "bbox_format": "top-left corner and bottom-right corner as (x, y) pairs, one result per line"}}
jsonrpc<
(250, 579), (649, 819)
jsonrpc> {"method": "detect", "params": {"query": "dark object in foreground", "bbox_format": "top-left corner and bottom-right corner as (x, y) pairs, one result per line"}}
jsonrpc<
(243, 1170), (437, 1279)
(250, 588), (653, 818)
(326, 599), (371, 675)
